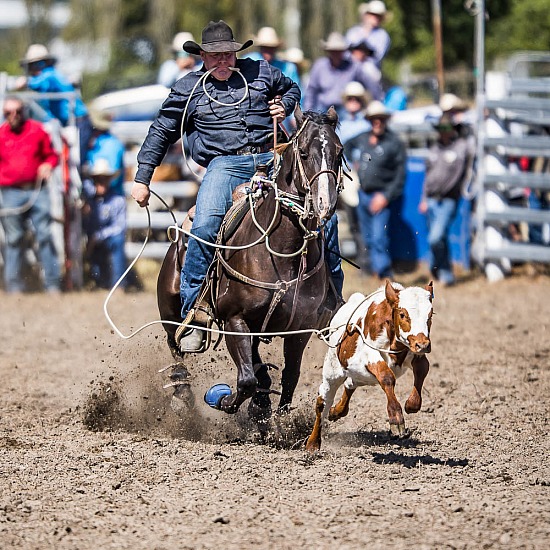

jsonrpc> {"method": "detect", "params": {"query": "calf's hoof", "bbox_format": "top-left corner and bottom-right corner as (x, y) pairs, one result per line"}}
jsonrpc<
(389, 422), (407, 438)
(305, 437), (321, 453)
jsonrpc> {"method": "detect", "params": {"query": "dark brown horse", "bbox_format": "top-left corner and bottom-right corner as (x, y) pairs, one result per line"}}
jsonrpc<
(157, 106), (343, 421)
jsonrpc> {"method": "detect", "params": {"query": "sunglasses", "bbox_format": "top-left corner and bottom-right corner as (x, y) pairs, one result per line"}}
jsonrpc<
(3, 108), (23, 116)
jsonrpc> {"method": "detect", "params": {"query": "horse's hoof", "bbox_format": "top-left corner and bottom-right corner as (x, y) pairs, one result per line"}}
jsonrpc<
(204, 383), (232, 410)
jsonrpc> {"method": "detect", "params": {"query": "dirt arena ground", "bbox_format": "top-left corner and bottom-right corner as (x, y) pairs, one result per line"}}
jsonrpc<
(1, 265), (549, 549)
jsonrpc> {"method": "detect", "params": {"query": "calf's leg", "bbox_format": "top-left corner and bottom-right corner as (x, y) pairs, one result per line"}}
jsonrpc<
(367, 360), (406, 436)
(328, 384), (356, 421)
(306, 366), (346, 452)
(405, 355), (429, 414)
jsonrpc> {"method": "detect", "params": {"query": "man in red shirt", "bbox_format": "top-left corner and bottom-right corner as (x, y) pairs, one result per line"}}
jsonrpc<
(0, 96), (61, 293)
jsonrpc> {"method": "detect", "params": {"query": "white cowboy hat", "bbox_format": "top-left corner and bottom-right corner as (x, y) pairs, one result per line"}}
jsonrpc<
(172, 32), (195, 52)
(89, 158), (117, 178)
(284, 47), (304, 65)
(20, 44), (56, 66)
(365, 100), (392, 119)
(439, 93), (468, 113)
(321, 32), (348, 52)
(360, 1), (387, 16)
(342, 81), (369, 103)
(254, 27), (282, 48)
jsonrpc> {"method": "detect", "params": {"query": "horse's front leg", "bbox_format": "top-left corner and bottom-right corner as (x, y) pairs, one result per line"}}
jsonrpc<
(219, 317), (257, 414)
(248, 337), (273, 422)
(405, 355), (430, 414)
(278, 334), (310, 414)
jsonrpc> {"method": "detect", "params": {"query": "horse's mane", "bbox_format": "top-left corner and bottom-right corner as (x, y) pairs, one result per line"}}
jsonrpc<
(275, 110), (339, 155)
(300, 110), (337, 126)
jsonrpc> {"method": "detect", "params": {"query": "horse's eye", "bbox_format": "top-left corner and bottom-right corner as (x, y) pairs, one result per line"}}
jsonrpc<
(299, 148), (308, 159)
(400, 312), (406, 319)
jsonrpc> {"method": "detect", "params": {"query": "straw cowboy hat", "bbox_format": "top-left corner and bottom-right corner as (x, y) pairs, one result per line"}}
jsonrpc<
(342, 81), (369, 105)
(365, 100), (392, 119)
(320, 32), (348, 52)
(183, 20), (253, 55)
(439, 93), (468, 113)
(255, 27), (282, 48)
(88, 108), (113, 131)
(359, 1), (387, 16)
(88, 158), (118, 178)
(19, 44), (56, 66)
(171, 32), (195, 53)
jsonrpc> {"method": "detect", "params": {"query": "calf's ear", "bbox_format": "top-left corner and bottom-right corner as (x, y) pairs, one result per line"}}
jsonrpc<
(385, 279), (399, 307)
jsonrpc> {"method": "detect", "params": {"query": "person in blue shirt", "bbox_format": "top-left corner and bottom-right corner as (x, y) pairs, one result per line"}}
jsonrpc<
(84, 108), (125, 197)
(158, 32), (201, 88)
(82, 158), (127, 290)
(17, 44), (92, 170)
(247, 27), (301, 89)
(246, 27), (302, 131)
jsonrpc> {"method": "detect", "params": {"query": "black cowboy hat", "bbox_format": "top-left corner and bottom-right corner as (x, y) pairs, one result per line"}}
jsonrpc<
(183, 20), (253, 55)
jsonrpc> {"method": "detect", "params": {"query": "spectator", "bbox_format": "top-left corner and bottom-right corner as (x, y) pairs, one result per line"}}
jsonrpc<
(247, 27), (302, 131)
(247, 27), (301, 89)
(157, 32), (200, 88)
(348, 40), (383, 100)
(282, 47), (310, 90)
(84, 108), (125, 197)
(419, 114), (473, 286)
(338, 82), (371, 270)
(0, 96), (61, 293)
(338, 81), (371, 144)
(82, 158), (127, 290)
(344, 100), (406, 279)
(345, 1), (391, 70)
(17, 44), (91, 169)
(304, 32), (377, 117)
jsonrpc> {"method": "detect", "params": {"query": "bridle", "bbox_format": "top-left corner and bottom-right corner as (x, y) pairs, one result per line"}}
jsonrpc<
(289, 118), (344, 222)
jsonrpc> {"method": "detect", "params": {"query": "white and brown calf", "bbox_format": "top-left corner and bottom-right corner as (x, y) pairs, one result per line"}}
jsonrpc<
(306, 280), (434, 452)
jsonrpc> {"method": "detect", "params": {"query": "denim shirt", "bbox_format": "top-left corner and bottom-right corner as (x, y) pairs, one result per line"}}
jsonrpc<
(135, 58), (301, 184)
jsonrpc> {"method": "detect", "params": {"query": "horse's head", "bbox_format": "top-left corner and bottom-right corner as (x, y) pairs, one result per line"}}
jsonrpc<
(290, 105), (343, 221)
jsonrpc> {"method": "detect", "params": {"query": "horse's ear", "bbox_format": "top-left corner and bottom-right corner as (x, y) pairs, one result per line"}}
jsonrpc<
(294, 104), (304, 127)
(327, 106), (339, 126)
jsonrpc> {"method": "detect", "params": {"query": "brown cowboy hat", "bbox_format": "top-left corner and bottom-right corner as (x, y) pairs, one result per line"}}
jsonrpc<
(183, 21), (253, 55)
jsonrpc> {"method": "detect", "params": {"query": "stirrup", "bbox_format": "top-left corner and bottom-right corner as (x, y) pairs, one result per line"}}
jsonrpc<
(175, 304), (214, 353)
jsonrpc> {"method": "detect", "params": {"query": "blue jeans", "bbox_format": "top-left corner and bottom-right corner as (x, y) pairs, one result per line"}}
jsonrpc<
(426, 197), (458, 284)
(356, 190), (393, 278)
(0, 186), (60, 292)
(89, 232), (127, 288)
(180, 153), (343, 318)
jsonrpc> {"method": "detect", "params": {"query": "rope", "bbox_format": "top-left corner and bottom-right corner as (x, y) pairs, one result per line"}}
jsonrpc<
(179, 66), (250, 179)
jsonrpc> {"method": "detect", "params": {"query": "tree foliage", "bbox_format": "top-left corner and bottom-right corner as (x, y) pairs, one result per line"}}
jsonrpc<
(1, 0), (549, 99)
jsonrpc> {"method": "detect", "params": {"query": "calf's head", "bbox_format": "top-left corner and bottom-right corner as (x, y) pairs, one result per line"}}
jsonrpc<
(385, 280), (433, 353)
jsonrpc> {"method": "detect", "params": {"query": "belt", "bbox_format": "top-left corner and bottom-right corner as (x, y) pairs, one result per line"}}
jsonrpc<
(235, 142), (273, 156)
(13, 182), (41, 191)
